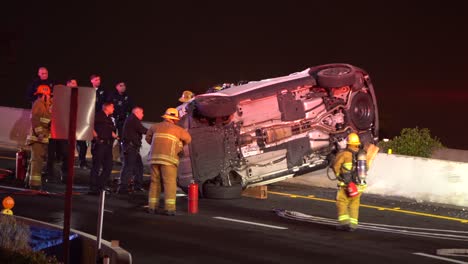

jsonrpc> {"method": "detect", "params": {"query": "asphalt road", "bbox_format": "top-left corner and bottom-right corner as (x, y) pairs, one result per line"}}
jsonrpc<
(1, 148), (467, 264)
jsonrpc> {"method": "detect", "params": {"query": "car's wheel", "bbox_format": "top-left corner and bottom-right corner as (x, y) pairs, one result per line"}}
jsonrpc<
(317, 65), (356, 88)
(347, 92), (375, 130)
(195, 96), (237, 118)
(203, 182), (242, 199)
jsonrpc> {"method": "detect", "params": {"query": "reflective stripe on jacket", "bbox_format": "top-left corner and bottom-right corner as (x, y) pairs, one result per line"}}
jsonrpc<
(27, 98), (51, 144)
(145, 120), (191, 166)
(333, 146), (359, 186)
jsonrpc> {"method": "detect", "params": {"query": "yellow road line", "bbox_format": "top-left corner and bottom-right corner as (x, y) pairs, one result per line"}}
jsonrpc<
(269, 191), (468, 224)
(0, 156), (16, 161)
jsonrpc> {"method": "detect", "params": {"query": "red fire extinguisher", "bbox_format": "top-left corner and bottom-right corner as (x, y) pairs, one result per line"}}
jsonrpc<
(16, 148), (26, 182)
(347, 182), (359, 197)
(188, 180), (198, 214)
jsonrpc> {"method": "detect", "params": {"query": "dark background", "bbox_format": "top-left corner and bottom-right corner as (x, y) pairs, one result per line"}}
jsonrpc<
(2, 1), (467, 148)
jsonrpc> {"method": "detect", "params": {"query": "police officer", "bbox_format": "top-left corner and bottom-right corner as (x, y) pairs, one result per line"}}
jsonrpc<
(26, 85), (52, 190)
(89, 101), (117, 195)
(118, 107), (148, 194)
(108, 81), (133, 139)
(108, 81), (133, 167)
(145, 108), (191, 215)
(332, 132), (368, 232)
(26, 67), (54, 106)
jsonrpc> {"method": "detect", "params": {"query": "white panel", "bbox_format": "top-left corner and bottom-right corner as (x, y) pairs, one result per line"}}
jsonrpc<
(238, 96), (282, 127)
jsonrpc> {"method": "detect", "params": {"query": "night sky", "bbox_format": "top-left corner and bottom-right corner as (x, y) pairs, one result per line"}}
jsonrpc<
(2, 1), (468, 148)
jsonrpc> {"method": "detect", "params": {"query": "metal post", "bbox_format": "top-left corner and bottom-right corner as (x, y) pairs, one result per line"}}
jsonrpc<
(96, 190), (106, 262)
(63, 87), (78, 264)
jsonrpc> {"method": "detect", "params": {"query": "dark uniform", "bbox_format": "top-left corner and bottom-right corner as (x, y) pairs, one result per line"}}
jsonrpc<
(119, 113), (148, 193)
(108, 90), (133, 137)
(89, 110), (116, 193)
(95, 87), (108, 113)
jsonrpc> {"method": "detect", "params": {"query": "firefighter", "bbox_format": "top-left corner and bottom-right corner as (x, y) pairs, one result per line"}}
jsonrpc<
(26, 85), (52, 190)
(176, 90), (194, 118)
(145, 108), (191, 216)
(332, 132), (367, 232)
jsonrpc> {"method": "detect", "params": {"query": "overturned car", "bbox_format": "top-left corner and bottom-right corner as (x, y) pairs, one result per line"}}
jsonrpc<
(177, 64), (378, 199)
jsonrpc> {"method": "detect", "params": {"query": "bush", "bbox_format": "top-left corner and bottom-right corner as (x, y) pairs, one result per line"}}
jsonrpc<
(0, 214), (30, 251)
(0, 215), (60, 264)
(0, 248), (60, 264)
(378, 127), (444, 158)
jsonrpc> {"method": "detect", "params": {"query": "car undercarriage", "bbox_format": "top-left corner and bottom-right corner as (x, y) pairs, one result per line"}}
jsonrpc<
(177, 64), (378, 199)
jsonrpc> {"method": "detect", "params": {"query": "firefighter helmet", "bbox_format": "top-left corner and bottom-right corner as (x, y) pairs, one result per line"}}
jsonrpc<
(162, 108), (180, 121)
(34, 85), (51, 96)
(347, 132), (361, 146)
(179, 90), (194, 103)
(213, 85), (223, 91)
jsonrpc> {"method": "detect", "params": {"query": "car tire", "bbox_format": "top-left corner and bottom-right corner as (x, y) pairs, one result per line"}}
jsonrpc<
(317, 65), (356, 88)
(347, 92), (375, 130)
(203, 182), (242, 199)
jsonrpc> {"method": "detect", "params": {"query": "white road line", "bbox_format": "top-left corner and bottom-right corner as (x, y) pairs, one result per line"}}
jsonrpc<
(104, 209), (113, 213)
(276, 212), (468, 241)
(213, 217), (288, 230)
(0, 184), (29, 191)
(437, 249), (468, 257)
(414, 253), (468, 264)
(362, 222), (468, 234)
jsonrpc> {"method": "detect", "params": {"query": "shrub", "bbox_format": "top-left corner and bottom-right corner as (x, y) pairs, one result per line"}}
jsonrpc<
(0, 248), (60, 264)
(378, 127), (444, 158)
(0, 214), (30, 251)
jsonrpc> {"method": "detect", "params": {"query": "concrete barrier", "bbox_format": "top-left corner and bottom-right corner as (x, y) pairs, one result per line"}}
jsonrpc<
(15, 215), (132, 264)
(0, 106), (153, 165)
(366, 153), (468, 207)
(286, 153), (468, 207)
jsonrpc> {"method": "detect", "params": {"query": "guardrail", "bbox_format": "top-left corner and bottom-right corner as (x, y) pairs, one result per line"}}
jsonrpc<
(15, 215), (132, 264)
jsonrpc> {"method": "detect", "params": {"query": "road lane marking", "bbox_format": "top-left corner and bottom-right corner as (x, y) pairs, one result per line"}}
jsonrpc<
(413, 253), (468, 263)
(213, 217), (288, 230)
(437, 249), (468, 257)
(276, 209), (468, 241)
(104, 209), (113, 214)
(269, 191), (468, 224)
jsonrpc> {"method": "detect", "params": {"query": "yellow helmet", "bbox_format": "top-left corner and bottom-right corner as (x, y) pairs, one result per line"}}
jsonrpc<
(162, 108), (180, 121)
(179, 90), (194, 103)
(347, 132), (361, 146)
(213, 85), (223, 91)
